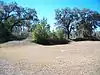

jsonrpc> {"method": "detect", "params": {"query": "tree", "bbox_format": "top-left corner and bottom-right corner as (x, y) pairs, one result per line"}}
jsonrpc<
(0, 1), (38, 42)
(55, 7), (100, 39)
(75, 8), (100, 39)
(55, 7), (75, 39)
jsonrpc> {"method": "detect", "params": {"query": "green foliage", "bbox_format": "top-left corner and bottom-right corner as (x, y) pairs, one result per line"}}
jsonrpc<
(55, 7), (74, 39)
(0, 24), (11, 43)
(49, 30), (58, 40)
(0, 1), (38, 43)
(55, 28), (66, 40)
(49, 29), (69, 45)
(92, 31), (100, 40)
(32, 24), (50, 44)
(32, 18), (50, 44)
(32, 23), (69, 45)
(55, 7), (100, 40)
(74, 8), (100, 40)
(0, 1), (100, 44)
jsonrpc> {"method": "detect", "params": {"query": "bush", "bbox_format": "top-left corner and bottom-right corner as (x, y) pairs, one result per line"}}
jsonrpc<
(48, 39), (70, 45)
(12, 26), (29, 40)
(32, 25), (70, 45)
(32, 24), (50, 45)
(0, 25), (11, 43)
(73, 37), (100, 41)
(73, 38), (88, 41)
(55, 28), (66, 40)
(92, 31), (100, 41)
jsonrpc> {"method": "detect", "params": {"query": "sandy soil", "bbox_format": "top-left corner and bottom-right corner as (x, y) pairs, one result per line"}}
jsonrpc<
(0, 41), (100, 75)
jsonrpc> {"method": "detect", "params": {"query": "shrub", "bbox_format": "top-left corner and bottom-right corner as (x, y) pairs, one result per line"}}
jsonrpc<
(32, 24), (50, 44)
(73, 37), (100, 41)
(12, 26), (29, 40)
(0, 25), (11, 43)
(32, 25), (70, 45)
(92, 31), (100, 41)
(55, 28), (66, 40)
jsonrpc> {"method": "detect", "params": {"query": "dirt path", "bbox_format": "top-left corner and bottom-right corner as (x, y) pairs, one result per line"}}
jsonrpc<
(0, 41), (100, 75)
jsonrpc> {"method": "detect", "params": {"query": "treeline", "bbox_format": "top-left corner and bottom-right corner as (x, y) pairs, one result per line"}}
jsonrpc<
(55, 7), (100, 41)
(0, 1), (100, 45)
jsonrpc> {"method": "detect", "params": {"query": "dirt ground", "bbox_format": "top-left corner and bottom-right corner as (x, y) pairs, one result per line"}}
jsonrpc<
(0, 41), (100, 75)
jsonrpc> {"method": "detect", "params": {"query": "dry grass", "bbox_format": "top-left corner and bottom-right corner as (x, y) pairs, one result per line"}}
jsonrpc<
(0, 41), (100, 75)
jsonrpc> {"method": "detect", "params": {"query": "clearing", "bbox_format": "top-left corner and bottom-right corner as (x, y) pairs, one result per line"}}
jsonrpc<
(0, 41), (100, 75)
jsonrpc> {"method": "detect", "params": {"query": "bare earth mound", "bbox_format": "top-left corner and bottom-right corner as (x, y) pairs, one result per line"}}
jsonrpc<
(0, 41), (100, 75)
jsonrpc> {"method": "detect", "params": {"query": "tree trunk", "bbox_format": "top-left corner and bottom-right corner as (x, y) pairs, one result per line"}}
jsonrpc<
(67, 28), (70, 39)
(67, 33), (70, 39)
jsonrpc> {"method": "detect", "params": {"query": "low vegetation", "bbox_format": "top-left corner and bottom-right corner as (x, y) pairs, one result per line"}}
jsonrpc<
(32, 18), (69, 45)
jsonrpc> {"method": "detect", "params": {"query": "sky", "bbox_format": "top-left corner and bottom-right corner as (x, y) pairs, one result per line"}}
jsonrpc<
(3, 0), (100, 29)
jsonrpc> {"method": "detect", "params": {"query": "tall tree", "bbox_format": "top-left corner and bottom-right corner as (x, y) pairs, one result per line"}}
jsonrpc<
(55, 7), (75, 39)
(55, 7), (100, 39)
(75, 8), (100, 38)
(0, 1), (39, 41)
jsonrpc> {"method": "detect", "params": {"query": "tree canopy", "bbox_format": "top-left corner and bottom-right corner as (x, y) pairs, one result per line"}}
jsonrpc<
(0, 1), (38, 42)
(55, 7), (100, 39)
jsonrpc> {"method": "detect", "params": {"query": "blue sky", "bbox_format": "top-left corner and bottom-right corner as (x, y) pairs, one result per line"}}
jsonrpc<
(4, 0), (100, 28)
